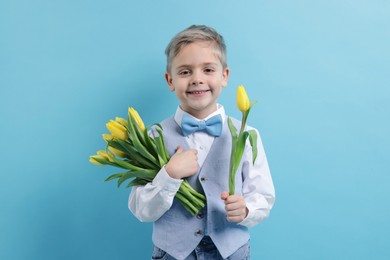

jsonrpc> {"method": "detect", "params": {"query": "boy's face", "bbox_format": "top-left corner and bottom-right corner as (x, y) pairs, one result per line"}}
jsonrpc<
(165, 41), (230, 119)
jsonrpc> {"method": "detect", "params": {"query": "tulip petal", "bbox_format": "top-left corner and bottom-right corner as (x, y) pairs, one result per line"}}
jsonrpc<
(236, 85), (250, 112)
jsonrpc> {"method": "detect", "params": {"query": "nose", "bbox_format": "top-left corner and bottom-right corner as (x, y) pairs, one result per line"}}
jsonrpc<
(190, 71), (204, 86)
(191, 81), (202, 86)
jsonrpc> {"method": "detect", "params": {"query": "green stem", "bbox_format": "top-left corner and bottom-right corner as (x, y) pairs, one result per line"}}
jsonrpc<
(229, 141), (237, 195)
(239, 111), (246, 135)
(178, 185), (205, 209)
(182, 180), (206, 201)
(175, 192), (197, 216)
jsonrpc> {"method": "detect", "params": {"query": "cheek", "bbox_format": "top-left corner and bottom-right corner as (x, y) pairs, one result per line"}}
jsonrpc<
(210, 78), (225, 90)
(211, 86), (222, 97)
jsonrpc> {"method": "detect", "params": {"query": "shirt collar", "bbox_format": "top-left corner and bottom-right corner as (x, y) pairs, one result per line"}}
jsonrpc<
(174, 104), (226, 128)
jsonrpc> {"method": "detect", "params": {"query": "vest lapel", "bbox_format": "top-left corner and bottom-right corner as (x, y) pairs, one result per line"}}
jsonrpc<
(198, 118), (230, 173)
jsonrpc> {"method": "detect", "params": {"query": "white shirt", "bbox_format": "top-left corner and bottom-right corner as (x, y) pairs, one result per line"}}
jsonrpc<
(129, 104), (275, 227)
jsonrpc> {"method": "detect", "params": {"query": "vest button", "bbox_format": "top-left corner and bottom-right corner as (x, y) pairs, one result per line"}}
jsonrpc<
(195, 229), (203, 236)
(197, 213), (204, 219)
(200, 177), (206, 182)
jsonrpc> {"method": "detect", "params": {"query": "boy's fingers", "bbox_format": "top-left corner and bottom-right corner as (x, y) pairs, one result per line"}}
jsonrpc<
(221, 192), (229, 201)
(175, 147), (198, 156)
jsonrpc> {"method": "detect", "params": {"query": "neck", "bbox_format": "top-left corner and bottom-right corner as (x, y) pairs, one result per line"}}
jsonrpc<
(181, 105), (218, 120)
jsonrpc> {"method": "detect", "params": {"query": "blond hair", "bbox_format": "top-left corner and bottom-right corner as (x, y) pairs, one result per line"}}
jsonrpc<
(165, 25), (227, 72)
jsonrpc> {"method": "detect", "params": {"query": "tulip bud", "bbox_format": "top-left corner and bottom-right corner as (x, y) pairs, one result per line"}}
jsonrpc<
(89, 150), (115, 165)
(106, 120), (127, 140)
(89, 155), (103, 166)
(128, 107), (145, 131)
(108, 146), (127, 158)
(236, 85), (250, 112)
(102, 134), (114, 142)
(115, 117), (128, 127)
(97, 150), (114, 161)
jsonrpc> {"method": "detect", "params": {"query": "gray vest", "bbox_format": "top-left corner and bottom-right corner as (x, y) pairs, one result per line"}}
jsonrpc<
(153, 116), (249, 260)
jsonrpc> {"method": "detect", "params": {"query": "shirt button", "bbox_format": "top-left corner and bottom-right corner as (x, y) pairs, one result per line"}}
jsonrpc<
(199, 146), (204, 150)
(195, 229), (203, 236)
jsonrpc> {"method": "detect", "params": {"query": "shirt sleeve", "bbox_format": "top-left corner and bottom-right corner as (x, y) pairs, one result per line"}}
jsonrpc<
(238, 128), (275, 227)
(128, 166), (183, 222)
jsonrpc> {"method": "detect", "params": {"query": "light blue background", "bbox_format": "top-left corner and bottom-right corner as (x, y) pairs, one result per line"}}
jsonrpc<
(1, 1), (389, 259)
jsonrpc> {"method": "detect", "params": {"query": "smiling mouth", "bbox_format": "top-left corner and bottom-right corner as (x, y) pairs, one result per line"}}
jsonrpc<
(187, 89), (211, 94)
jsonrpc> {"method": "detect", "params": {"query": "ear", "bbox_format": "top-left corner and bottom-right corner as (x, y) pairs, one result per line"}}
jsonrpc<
(221, 67), (230, 87)
(165, 72), (175, 92)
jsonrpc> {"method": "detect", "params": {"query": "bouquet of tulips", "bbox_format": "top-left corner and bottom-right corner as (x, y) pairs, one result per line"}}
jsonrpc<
(89, 107), (206, 216)
(228, 85), (258, 195)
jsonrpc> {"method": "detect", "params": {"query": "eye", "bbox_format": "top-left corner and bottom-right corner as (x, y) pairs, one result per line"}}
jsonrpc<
(204, 67), (215, 74)
(178, 69), (191, 76)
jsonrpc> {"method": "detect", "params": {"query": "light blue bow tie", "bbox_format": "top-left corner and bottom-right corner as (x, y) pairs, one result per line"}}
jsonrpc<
(181, 114), (223, 137)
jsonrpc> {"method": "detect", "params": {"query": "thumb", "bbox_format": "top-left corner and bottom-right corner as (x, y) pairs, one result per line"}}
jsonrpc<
(175, 146), (183, 153)
(221, 191), (230, 201)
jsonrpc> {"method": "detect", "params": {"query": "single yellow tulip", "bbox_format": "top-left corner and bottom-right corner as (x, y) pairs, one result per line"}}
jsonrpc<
(102, 133), (114, 142)
(106, 120), (127, 140)
(108, 146), (127, 158)
(128, 107), (145, 131)
(236, 85), (250, 112)
(89, 155), (105, 165)
(115, 117), (128, 127)
(97, 150), (114, 162)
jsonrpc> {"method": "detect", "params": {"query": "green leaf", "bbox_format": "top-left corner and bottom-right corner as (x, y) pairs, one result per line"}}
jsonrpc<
(227, 117), (238, 139)
(114, 139), (157, 169)
(155, 127), (170, 164)
(247, 129), (258, 165)
(229, 132), (249, 195)
(117, 173), (133, 187)
(143, 128), (158, 157)
(150, 128), (167, 166)
(125, 123), (160, 168)
(128, 112), (146, 146)
(104, 172), (124, 182)
(117, 171), (152, 187)
(235, 132), (248, 166)
(126, 178), (149, 187)
(109, 156), (151, 171)
(105, 141), (142, 168)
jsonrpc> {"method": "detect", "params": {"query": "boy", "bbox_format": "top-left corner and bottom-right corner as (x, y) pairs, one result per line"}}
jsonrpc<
(129, 25), (275, 260)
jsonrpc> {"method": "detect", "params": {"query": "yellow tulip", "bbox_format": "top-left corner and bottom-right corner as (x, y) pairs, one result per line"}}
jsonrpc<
(89, 155), (105, 165)
(97, 150), (114, 162)
(89, 156), (101, 165)
(115, 117), (128, 127)
(106, 120), (127, 140)
(236, 85), (250, 112)
(108, 146), (127, 158)
(128, 107), (145, 131)
(102, 133), (114, 142)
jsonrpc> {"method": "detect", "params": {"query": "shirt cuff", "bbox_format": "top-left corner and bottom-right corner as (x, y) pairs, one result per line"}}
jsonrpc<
(152, 166), (183, 192)
(238, 203), (257, 227)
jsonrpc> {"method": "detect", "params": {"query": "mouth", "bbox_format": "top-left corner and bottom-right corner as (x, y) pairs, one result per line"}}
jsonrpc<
(186, 89), (211, 95)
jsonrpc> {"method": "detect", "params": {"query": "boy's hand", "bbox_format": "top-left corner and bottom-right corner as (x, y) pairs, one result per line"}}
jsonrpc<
(165, 146), (198, 179)
(221, 192), (248, 223)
